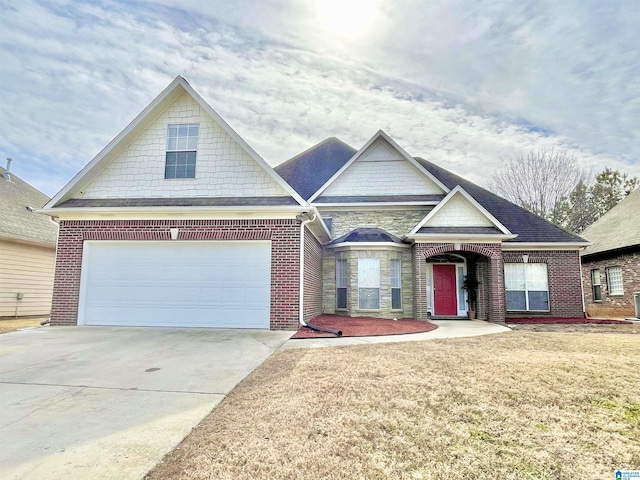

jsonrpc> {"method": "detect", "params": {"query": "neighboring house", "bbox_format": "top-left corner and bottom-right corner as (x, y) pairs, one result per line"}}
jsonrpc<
(580, 188), (640, 318)
(42, 76), (589, 330)
(0, 161), (58, 318)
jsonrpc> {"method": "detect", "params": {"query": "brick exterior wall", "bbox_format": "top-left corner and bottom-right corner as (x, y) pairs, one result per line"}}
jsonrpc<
(503, 250), (584, 318)
(303, 227), (323, 322)
(581, 249), (640, 318)
(51, 219), (301, 330)
(413, 243), (505, 322)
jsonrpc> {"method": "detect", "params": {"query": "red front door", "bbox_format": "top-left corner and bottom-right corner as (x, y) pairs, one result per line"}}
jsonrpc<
(433, 265), (458, 316)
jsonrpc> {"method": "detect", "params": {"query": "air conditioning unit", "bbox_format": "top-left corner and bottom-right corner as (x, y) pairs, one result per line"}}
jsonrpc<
(634, 292), (640, 319)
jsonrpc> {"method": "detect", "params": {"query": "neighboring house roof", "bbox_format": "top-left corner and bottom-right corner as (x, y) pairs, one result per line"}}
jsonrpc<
(0, 166), (57, 247)
(580, 187), (640, 257)
(279, 136), (586, 244)
(329, 227), (403, 245)
(275, 137), (356, 200)
(314, 194), (445, 204)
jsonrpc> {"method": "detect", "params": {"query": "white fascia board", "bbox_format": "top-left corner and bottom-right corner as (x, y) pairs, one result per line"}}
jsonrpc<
(40, 205), (310, 221)
(502, 242), (592, 251)
(308, 130), (449, 202)
(404, 234), (517, 242)
(312, 201), (440, 208)
(409, 185), (512, 235)
(44, 76), (308, 209)
(326, 242), (410, 250)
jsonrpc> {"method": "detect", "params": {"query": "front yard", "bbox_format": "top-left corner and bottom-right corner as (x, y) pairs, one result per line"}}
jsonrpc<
(146, 330), (640, 480)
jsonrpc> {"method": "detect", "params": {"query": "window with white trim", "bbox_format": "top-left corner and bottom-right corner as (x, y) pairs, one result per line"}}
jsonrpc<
(165, 124), (199, 179)
(336, 256), (348, 309)
(390, 259), (402, 310)
(606, 266), (624, 295)
(358, 258), (380, 310)
(591, 269), (602, 301)
(504, 263), (549, 311)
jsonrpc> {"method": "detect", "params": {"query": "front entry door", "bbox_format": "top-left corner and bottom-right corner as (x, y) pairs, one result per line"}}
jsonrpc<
(433, 264), (458, 316)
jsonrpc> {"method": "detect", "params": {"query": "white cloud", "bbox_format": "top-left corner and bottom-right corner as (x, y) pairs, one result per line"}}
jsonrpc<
(0, 0), (637, 197)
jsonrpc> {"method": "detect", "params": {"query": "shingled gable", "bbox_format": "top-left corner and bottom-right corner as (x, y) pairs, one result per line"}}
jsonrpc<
(408, 185), (514, 240)
(307, 130), (449, 203)
(43, 76), (307, 210)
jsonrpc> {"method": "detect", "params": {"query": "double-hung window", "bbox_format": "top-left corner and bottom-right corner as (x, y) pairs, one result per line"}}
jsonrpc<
(358, 258), (380, 310)
(504, 263), (549, 311)
(336, 257), (348, 309)
(591, 269), (602, 301)
(165, 124), (199, 179)
(606, 266), (624, 295)
(390, 259), (402, 310)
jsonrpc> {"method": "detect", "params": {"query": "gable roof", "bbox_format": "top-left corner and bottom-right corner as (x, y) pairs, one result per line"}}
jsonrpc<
(308, 130), (449, 202)
(44, 76), (307, 210)
(410, 185), (512, 235)
(580, 187), (640, 257)
(0, 166), (58, 247)
(275, 137), (356, 200)
(414, 158), (587, 244)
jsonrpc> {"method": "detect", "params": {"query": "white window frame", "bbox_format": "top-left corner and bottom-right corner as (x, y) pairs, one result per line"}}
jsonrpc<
(358, 258), (380, 310)
(504, 263), (549, 312)
(591, 269), (602, 302)
(336, 257), (348, 310)
(165, 123), (199, 179)
(390, 258), (402, 310)
(606, 266), (624, 295)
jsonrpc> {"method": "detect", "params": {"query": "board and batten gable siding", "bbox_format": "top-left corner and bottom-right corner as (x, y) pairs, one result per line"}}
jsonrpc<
(0, 240), (55, 317)
(322, 140), (444, 197)
(427, 194), (493, 227)
(80, 93), (289, 199)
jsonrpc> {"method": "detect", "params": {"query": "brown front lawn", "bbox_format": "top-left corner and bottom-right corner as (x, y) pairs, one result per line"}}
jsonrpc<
(146, 331), (640, 480)
(0, 317), (45, 334)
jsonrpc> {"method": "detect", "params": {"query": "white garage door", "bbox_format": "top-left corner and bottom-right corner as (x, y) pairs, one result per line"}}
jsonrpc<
(79, 241), (271, 328)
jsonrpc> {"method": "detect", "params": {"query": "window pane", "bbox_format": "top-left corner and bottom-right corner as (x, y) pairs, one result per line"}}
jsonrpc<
(176, 137), (187, 150)
(506, 291), (526, 311)
(188, 124), (199, 136)
(186, 163), (196, 178)
(359, 288), (379, 309)
(187, 137), (198, 150)
(178, 125), (188, 137)
(165, 163), (174, 179)
(167, 138), (177, 150)
(337, 288), (347, 309)
(526, 264), (548, 290)
(336, 258), (347, 288)
(358, 259), (380, 288)
(606, 267), (624, 295)
(390, 259), (401, 288)
(504, 264), (525, 290)
(168, 125), (178, 138)
(591, 269), (601, 286)
(391, 288), (402, 310)
(593, 285), (602, 301)
(528, 291), (549, 311)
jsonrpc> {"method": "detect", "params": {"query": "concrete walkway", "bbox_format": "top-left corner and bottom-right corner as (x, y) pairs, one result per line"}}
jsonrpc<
(280, 320), (511, 350)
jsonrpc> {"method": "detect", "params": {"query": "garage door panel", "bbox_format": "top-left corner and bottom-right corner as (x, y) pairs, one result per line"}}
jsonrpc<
(79, 241), (272, 328)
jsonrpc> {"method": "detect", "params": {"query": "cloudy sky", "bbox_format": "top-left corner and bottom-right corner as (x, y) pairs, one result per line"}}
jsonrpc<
(1, 0), (639, 197)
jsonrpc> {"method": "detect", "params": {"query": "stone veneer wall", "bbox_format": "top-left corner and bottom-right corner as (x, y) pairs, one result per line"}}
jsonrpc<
(319, 208), (432, 238)
(51, 219), (301, 330)
(581, 249), (640, 318)
(322, 248), (413, 318)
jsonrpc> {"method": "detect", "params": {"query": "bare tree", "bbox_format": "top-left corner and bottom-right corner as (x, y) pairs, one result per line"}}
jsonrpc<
(489, 149), (591, 225)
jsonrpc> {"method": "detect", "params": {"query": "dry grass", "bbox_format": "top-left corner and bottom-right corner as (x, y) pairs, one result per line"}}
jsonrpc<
(146, 332), (640, 480)
(509, 322), (639, 334)
(0, 317), (45, 334)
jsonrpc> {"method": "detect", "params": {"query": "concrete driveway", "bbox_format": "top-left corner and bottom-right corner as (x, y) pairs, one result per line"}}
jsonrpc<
(0, 326), (292, 480)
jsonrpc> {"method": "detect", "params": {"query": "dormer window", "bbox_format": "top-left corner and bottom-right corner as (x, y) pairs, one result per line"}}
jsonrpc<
(165, 124), (199, 179)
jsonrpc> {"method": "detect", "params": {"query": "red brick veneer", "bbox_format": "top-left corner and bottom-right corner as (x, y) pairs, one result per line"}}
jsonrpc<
(503, 250), (584, 318)
(51, 219), (301, 330)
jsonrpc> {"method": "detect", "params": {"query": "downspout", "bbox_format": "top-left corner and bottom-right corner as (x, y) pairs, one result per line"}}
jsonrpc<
(298, 212), (315, 327)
